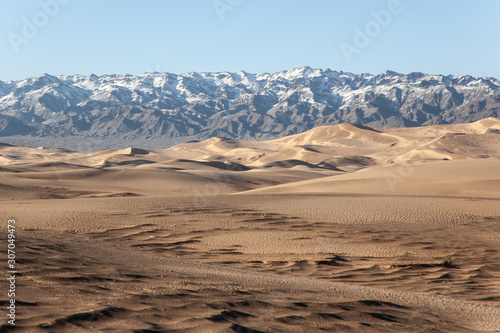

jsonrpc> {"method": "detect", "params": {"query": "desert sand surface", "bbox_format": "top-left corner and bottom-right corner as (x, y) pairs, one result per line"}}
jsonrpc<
(1, 118), (500, 332)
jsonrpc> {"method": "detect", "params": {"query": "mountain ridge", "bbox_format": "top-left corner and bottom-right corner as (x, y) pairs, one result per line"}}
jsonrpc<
(1, 67), (499, 151)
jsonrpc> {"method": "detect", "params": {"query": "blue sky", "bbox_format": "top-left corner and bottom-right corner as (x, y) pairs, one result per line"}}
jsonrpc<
(0, 0), (499, 81)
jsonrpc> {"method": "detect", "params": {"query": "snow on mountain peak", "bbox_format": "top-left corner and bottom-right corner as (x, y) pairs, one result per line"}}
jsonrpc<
(0, 68), (498, 150)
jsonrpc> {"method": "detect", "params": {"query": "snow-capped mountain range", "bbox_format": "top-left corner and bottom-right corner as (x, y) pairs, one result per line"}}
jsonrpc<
(1, 67), (499, 150)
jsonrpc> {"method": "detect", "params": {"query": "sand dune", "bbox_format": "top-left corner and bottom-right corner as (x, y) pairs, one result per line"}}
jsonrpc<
(1, 119), (500, 332)
(242, 159), (500, 198)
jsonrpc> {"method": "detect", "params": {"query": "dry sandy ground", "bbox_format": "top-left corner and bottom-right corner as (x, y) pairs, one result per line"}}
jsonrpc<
(1, 118), (500, 332)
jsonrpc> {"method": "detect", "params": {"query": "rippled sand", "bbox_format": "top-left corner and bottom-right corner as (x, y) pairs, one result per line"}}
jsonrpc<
(1, 119), (500, 332)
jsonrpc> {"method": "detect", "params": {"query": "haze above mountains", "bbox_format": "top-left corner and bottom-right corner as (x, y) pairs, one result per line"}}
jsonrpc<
(1, 67), (499, 151)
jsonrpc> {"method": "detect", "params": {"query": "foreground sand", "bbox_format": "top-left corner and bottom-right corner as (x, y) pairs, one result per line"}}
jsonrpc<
(1, 119), (500, 332)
